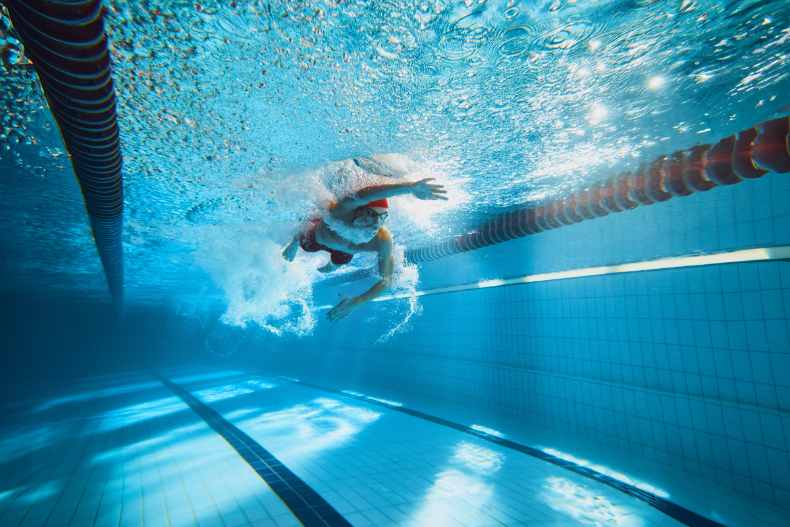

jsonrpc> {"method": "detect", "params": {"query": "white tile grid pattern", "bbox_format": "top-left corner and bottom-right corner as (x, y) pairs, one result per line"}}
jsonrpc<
(286, 172), (790, 511)
(177, 374), (685, 527)
(0, 377), (295, 527)
(288, 264), (790, 510)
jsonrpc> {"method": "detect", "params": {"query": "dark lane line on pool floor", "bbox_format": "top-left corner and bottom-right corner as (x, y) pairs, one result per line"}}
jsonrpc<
(153, 371), (352, 527)
(271, 375), (726, 527)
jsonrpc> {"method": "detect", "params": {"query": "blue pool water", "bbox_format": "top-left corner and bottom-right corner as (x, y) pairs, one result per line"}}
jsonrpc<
(1, 0), (790, 525)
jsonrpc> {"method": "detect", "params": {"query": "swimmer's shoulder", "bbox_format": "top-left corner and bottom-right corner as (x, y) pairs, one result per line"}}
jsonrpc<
(375, 226), (393, 252)
(377, 225), (392, 240)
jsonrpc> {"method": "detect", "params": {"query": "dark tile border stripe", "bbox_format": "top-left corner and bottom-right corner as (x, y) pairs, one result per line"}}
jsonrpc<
(275, 376), (727, 527)
(153, 372), (352, 527)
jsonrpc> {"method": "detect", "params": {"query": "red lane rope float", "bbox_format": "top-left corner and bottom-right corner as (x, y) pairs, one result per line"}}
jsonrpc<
(316, 116), (790, 290)
(6, 0), (124, 306)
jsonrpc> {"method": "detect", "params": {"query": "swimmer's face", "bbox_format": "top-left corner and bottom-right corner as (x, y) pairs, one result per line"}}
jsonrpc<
(354, 206), (388, 228)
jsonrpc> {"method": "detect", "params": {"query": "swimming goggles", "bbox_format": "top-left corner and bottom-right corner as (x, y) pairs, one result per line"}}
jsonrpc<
(361, 207), (388, 220)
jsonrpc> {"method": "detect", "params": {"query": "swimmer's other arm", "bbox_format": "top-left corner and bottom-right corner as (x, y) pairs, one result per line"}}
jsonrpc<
(330, 178), (448, 215)
(326, 231), (394, 322)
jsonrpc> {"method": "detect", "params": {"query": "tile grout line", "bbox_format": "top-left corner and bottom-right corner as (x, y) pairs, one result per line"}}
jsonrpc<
(272, 375), (728, 527)
(347, 348), (790, 419)
(152, 371), (352, 527)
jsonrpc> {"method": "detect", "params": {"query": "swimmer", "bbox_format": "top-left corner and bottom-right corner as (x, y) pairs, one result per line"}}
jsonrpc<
(282, 178), (448, 322)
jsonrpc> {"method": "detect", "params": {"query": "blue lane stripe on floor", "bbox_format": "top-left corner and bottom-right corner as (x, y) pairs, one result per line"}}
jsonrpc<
(275, 376), (725, 527)
(154, 372), (351, 527)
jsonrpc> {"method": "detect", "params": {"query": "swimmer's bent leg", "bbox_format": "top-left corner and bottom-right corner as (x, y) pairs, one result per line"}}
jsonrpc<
(317, 261), (339, 273)
(318, 251), (353, 274)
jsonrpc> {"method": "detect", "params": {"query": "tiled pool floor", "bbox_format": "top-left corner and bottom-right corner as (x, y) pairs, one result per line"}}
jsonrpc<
(0, 368), (785, 527)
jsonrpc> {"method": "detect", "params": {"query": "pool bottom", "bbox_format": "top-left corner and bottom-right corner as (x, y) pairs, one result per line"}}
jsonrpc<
(0, 367), (785, 527)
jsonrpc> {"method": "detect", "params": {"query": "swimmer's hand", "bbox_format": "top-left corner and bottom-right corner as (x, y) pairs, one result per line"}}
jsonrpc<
(408, 178), (448, 201)
(327, 293), (362, 322)
(282, 236), (299, 262)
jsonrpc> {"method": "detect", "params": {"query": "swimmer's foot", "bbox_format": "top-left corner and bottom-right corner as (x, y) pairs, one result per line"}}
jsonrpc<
(317, 261), (338, 273)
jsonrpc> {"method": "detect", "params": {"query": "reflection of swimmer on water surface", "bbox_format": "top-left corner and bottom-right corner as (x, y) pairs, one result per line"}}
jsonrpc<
(282, 177), (448, 322)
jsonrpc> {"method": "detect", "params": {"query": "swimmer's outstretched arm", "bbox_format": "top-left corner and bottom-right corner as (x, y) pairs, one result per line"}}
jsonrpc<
(330, 177), (448, 216)
(327, 232), (395, 322)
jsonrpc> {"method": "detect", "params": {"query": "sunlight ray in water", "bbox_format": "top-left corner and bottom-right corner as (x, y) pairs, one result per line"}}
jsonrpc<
(195, 379), (275, 403)
(168, 370), (243, 384)
(95, 397), (187, 432)
(542, 476), (636, 526)
(407, 441), (503, 526)
(237, 397), (381, 456)
(32, 381), (161, 412)
(341, 390), (403, 407)
(0, 425), (62, 466)
(12, 481), (60, 506)
(543, 448), (669, 499)
(470, 425), (505, 438)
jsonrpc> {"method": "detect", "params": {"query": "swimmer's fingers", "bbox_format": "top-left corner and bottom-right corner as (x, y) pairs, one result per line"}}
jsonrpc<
(326, 305), (343, 321)
(327, 307), (352, 321)
(410, 179), (449, 201)
(327, 294), (357, 321)
(420, 180), (446, 190)
(427, 187), (449, 200)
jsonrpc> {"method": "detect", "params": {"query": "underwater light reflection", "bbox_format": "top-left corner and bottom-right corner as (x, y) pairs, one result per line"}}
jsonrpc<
(33, 381), (161, 412)
(452, 442), (503, 473)
(13, 481), (60, 505)
(406, 441), (503, 526)
(543, 448), (669, 498)
(0, 488), (18, 506)
(223, 407), (261, 420)
(195, 379), (275, 403)
(341, 390), (403, 407)
(0, 425), (61, 465)
(430, 470), (490, 500)
(542, 476), (638, 526)
(366, 397), (402, 407)
(0, 488), (15, 503)
(91, 423), (206, 465)
(95, 396), (187, 432)
(238, 397), (380, 456)
(470, 424), (504, 438)
(0, 483), (61, 511)
(168, 370), (243, 385)
(91, 423), (242, 493)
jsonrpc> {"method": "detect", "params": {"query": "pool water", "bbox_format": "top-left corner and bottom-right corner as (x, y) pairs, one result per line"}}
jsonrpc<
(1, 0), (789, 525)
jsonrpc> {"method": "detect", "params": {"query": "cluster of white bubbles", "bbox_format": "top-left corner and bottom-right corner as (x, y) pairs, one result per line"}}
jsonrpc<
(199, 224), (317, 337)
(375, 243), (423, 345)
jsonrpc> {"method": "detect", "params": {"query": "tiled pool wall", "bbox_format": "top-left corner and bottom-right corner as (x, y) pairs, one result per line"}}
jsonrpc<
(257, 171), (790, 510)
